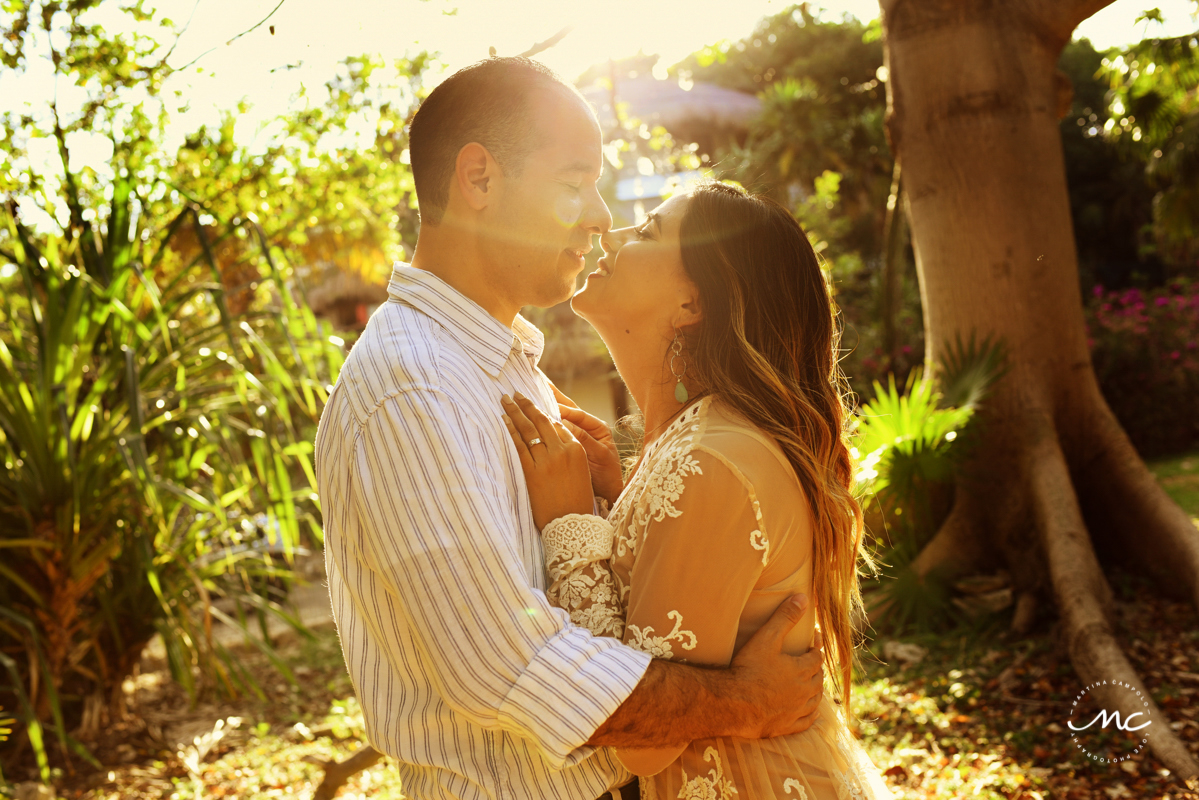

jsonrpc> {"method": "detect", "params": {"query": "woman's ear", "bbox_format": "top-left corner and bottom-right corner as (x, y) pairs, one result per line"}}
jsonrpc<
(674, 281), (703, 330)
(454, 142), (499, 212)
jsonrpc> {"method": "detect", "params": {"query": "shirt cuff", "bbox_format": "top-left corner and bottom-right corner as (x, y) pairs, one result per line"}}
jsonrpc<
(497, 623), (652, 769)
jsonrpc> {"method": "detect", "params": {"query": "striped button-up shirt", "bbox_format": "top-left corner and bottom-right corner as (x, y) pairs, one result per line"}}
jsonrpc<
(315, 264), (651, 800)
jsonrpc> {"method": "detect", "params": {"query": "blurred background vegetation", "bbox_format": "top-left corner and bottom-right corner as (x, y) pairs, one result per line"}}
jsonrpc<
(1, 0), (1198, 792)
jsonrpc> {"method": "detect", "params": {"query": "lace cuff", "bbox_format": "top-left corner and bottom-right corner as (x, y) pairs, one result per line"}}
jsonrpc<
(541, 514), (624, 639)
(542, 513), (614, 580)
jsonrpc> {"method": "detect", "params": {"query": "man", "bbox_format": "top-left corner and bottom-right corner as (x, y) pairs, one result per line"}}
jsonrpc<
(315, 57), (825, 800)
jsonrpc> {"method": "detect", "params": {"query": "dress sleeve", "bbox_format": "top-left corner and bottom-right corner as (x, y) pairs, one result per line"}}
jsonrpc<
(541, 513), (625, 639)
(622, 449), (768, 667)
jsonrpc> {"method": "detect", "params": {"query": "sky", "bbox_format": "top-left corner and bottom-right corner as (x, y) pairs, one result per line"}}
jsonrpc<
(3, 0), (1198, 197)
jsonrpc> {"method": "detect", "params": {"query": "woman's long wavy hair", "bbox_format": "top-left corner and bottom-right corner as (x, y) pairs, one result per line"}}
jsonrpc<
(677, 182), (876, 725)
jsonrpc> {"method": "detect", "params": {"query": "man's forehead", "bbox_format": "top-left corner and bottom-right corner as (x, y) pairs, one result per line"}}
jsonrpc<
(529, 90), (603, 175)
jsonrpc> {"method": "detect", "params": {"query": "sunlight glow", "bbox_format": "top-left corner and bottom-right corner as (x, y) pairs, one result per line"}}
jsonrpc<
(1, 0), (1196, 192)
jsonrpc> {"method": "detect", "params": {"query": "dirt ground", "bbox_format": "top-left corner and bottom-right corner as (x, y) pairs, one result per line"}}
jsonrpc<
(4, 568), (1199, 800)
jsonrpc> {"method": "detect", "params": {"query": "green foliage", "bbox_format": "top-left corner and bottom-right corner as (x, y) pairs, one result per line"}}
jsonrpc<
(854, 332), (1007, 525)
(673, 7), (920, 395)
(0, 3), (412, 778)
(1100, 25), (1199, 269)
(0, 1), (431, 282)
(1058, 38), (1161, 292)
(0, 183), (344, 774)
(853, 336), (1008, 634)
(853, 370), (973, 528)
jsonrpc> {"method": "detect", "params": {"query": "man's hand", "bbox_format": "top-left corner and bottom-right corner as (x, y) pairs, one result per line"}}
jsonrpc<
(588, 592), (824, 749)
(549, 383), (623, 505)
(729, 593), (824, 738)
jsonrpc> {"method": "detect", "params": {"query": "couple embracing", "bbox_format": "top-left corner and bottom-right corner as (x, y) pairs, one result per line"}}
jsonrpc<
(314, 56), (894, 800)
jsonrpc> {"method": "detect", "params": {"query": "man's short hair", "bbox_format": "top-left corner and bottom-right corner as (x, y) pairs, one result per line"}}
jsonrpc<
(408, 57), (581, 225)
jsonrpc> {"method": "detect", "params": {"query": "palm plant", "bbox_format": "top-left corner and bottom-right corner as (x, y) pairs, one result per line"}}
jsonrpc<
(0, 177), (345, 779)
(852, 333), (1007, 633)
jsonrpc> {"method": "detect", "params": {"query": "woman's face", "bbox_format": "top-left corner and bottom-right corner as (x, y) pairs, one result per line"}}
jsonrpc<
(570, 193), (698, 346)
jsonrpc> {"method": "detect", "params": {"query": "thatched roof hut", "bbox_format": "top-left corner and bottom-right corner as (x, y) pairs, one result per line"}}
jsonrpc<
(303, 267), (389, 331)
(580, 77), (762, 155)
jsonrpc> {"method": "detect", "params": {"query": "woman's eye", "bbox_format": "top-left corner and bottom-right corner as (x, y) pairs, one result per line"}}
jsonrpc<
(635, 225), (653, 240)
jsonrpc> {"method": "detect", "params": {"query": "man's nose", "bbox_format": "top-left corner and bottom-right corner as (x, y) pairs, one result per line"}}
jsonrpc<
(581, 185), (612, 238)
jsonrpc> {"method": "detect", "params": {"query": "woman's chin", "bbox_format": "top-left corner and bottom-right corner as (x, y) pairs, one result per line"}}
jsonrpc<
(569, 285), (597, 318)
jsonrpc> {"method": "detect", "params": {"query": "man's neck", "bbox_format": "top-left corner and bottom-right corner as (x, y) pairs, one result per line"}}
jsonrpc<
(410, 226), (521, 328)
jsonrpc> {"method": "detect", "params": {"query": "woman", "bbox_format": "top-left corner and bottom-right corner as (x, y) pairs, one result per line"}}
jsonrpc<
(500, 183), (893, 800)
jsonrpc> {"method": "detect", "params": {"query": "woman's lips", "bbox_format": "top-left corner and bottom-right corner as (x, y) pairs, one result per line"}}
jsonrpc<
(591, 257), (611, 277)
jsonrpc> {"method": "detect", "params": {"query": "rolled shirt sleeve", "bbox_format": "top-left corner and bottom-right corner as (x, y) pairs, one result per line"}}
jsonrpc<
(349, 387), (651, 767)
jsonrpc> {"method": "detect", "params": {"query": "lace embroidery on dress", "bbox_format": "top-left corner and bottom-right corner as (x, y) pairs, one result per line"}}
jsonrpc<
(832, 731), (870, 800)
(625, 610), (697, 659)
(748, 494), (769, 566)
(749, 530), (769, 566)
(613, 401), (707, 573)
(541, 514), (624, 638)
(543, 514), (612, 572)
(678, 747), (738, 800)
(782, 778), (808, 798)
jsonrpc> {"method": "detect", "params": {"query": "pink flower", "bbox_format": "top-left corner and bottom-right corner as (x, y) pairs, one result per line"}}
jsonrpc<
(1093, 284), (1105, 297)
(1156, 296), (1170, 307)
(1171, 351), (1181, 360)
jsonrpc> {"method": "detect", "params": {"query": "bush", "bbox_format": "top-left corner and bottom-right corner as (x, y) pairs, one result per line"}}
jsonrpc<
(0, 186), (344, 781)
(852, 334), (1006, 633)
(1087, 279), (1199, 457)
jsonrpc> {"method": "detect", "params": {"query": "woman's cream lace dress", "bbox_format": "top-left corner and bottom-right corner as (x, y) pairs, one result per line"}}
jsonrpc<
(540, 396), (894, 800)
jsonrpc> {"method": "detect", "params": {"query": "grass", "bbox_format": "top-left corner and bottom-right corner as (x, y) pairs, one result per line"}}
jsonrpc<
(1149, 450), (1199, 519)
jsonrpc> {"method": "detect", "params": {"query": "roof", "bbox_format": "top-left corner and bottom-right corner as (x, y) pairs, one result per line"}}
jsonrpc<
(580, 77), (762, 135)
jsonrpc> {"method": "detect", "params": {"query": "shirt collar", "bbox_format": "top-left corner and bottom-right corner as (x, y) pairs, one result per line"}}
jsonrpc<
(386, 263), (545, 377)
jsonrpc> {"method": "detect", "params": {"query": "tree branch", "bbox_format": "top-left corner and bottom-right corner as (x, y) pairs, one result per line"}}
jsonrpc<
(171, 0), (289, 72)
(519, 26), (573, 59)
(1025, 0), (1121, 43)
(225, 0), (287, 46)
(305, 745), (384, 800)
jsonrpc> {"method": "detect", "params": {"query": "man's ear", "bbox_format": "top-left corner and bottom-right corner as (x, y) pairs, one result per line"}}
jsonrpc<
(454, 142), (500, 212)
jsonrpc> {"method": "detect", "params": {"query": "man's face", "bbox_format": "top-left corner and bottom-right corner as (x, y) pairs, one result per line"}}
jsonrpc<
(483, 89), (610, 308)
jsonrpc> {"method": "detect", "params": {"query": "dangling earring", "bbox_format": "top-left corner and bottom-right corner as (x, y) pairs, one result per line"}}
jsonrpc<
(670, 328), (689, 404)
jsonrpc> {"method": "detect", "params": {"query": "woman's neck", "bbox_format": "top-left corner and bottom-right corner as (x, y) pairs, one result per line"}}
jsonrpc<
(609, 336), (699, 448)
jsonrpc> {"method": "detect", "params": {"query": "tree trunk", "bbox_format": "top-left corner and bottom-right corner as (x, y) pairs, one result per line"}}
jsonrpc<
(880, 0), (1199, 779)
(879, 159), (907, 370)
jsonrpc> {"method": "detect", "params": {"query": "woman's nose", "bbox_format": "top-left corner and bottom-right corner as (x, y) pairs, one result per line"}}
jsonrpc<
(600, 226), (632, 255)
(600, 230), (617, 255)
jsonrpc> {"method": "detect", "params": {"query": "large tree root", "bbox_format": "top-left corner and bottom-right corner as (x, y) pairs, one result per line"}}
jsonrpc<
(1075, 401), (1199, 611)
(304, 745), (384, 800)
(910, 493), (989, 582)
(1029, 432), (1199, 780)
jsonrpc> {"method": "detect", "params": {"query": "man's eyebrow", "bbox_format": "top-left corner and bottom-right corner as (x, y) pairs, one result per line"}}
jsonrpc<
(557, 161), (602, 177)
